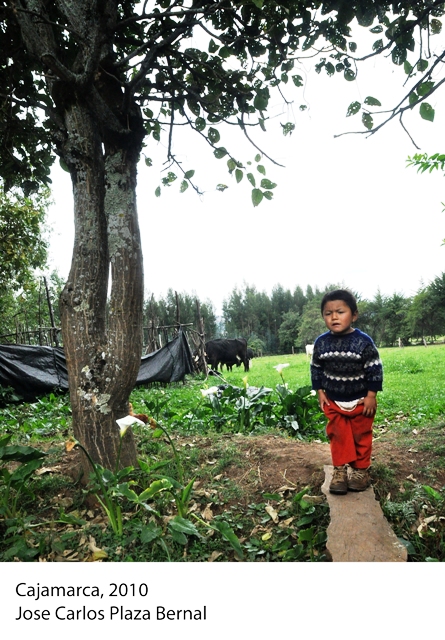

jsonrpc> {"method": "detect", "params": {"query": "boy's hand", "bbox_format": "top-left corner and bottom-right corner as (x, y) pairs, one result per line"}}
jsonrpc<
(317, 389), (330, 410)
(362, 392), (377, 417)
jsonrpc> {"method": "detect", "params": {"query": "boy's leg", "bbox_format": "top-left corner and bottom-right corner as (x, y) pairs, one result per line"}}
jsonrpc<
(323, 403), (357, 466)
(349, 412), (374, 469)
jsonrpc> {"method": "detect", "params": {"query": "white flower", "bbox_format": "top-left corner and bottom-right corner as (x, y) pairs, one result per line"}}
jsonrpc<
(116, 414), (145, 437)
(200, 386), (219, 397)
(310, 390), (317, 396)
(273, 363), (290, 373)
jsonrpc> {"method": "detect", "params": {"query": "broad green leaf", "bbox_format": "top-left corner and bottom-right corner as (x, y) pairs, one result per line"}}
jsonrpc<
(417, 81), (435, 97)
(151, 427), (163, 437)
(419, 102), (435, 122)
(254, 89), (269, 111)
(344, 69), (356, 81)
(348, 42), (357, 53)
(180, 180), (188, 193)
(0, 445), (46, 462)
(257, 164), (266, 175)
(141, 523), (162, 543)
(263, 191), (273, 200)
(247, 172), (256, 187)
(207, 127), (220, 143)
(235, 169), (243, 183)
(298, 526), (315, 542)
(364, 96), (381, 106)
(251, 0), (263, 7)
(292, 75), (303, 87)
(372, 39), (383, 52)
(170, 529), (187, 545)
(184, 169), (195, 179)
(169, 516), (200, 536)
(144, 157), (152, 167)
(138, 478), (173, 501)
(254, 153), (261, 162)
(10, 458), (44, 484)
(0, 434), (12, 448)
(260, 178), (277, 190)
(346, 101), (361, 116)
(362, 112), (373, 130)
(417, 59), (429, 72)
(216, 184), (228, 191)
(325, 62), (335, 76)
(214, 147), (228, 159)
(116, 483), (139, 502)
(252, 188), (263, 207)
(370, 25), (383, 33)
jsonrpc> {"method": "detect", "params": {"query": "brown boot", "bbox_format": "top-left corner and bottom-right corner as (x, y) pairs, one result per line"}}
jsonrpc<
(329, 465), (348, 494)
(348, 467), (371, 491)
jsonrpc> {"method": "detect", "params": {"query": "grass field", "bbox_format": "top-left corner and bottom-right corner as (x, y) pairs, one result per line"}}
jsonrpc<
(1, 343), (445, 562)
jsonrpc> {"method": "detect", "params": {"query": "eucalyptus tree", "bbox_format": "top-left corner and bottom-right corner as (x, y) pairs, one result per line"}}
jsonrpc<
(3, 1), (445, 472)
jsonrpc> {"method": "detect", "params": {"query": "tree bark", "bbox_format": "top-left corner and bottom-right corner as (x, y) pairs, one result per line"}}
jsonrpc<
(59, 98), (143, 476)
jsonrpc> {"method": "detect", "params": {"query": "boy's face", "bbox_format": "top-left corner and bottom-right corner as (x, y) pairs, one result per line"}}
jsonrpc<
(322, 300), (358, 335)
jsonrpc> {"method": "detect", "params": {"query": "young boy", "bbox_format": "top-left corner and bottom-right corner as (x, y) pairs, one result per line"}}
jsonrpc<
(310, 289), (383, 494)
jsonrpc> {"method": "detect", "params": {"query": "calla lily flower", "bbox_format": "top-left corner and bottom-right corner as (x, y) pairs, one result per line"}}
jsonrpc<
(273, 363), (290, 373)
(201, 386), (219, 397)
(116, 415), (145, 437)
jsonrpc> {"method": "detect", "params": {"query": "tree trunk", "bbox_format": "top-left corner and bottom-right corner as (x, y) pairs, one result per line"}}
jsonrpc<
(59, 100), (143, 476)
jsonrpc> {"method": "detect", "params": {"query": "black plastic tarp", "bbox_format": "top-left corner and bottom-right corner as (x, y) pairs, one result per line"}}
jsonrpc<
(0, 330), (194, 400)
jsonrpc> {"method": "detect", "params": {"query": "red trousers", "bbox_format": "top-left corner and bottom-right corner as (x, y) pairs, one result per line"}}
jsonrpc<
(323, 401), (374, 469)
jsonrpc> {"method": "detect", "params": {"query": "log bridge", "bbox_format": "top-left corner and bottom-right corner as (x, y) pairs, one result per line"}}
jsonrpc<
(321, 465), (407, 562)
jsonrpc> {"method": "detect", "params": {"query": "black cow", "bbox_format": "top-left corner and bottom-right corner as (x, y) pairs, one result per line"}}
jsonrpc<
(205, 338), (249, 372)
(247, 347), (254, 361)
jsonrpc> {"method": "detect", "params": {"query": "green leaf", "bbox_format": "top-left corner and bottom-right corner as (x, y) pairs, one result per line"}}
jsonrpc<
(344, 69), (356, 82)
(216, 184), (228, 191)
(417, 59), (429, 72)
(409, 92), (418, 106)
(59, 158), (70, 172)
(281, 122), (295, 136)
(346, 101), (361, 116)
(254, 153), (261, 163)
(144, 157), (152, 167)
(370, 25), (383, 34)
(251, 0), (264, 7)
(208, 39), (219, 54)
(184, 169), (195, 179)
(195, 117), (206, 132)
(263, 191), (273, 200)
(419, 102), (435, 122)
(431, 19), (442, 34)
(372, 39), (383, 52)
(227, 159), (236, 172)
(211, 520), (244, 559)
(0, 445), (46, 462)
(10, 458), (44, 485)
(180, 180), (188, 193)
(139, 478), (173, 501)
(260, 178), (277, 190)
(141, 523), (162, 544)
(362, 112), (373, 130)
(207, 127), (220, 144)
(214, 147), (228, 159)
(257, 164), (266, 175)
(417, 81), (435, 97)
(348, 42), (357, 53)
(235, 169), (243, 183)
(251, 188), (263, 207)
(254, 89), (269, 111)
(364, 96), (381, 107)
(292, 75), (303, 87)
(247, 173), (256, 187)
(403, 60), (413, 75)
(169, 516), (200, 536)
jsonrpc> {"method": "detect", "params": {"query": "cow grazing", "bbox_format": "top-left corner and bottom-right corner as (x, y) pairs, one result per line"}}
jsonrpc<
(305, 344), (314, 359)
(205, 338), (249, 372)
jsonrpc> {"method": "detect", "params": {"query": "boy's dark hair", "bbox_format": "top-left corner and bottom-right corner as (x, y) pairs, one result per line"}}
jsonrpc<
(320, 289), (358, 315)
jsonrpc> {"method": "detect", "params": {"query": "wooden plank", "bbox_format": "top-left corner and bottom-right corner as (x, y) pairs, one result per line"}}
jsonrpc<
(321, 465), (407, 562)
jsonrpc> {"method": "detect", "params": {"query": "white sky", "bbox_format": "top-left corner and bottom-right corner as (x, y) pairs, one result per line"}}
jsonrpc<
(47, 33), (445, 315)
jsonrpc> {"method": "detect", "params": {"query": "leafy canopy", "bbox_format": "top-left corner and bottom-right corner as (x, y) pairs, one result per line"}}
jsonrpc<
(2, 1), (445, 205)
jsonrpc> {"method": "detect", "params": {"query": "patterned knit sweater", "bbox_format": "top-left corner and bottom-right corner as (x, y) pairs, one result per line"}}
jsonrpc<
(310, 328), (383, 402)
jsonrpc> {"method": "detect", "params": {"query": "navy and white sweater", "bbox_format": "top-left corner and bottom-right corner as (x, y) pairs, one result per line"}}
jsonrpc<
(310, 328), (383, 402)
